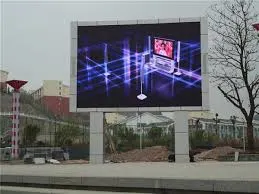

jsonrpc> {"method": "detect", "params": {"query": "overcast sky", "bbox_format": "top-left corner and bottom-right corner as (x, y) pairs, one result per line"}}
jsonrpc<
(1, 0), (259, 119)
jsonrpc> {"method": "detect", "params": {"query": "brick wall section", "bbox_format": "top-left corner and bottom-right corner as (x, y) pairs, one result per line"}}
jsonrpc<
(42, 96), (69, 116)
(0, 82), (7, 91)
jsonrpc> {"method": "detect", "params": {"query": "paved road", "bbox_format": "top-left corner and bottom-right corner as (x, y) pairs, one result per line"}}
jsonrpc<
(1, 162), (259, 193)
(1, 186), (149, 194)
(1, 162), (259, 180)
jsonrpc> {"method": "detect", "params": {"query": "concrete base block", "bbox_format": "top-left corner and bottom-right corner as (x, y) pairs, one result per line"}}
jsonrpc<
(90, 112), (104, 164)
(33, 158), (45, 164)
(174, 111), (189, 163)
(175, 155), (189, 163)
(89, 154), (104, 164)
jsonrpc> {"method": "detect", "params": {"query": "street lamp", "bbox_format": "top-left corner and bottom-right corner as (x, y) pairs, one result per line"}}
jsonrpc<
(213, 113), (220, 135)
(230, 116), (237, 139)
(6, 80), (27, 159)
(253, 23), (259, 41)
(195, 118), (200, 131)
(252, 23), (259, 32)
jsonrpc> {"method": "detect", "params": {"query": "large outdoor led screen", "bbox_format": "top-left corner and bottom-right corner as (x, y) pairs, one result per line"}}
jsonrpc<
(71, 18), (209, 111)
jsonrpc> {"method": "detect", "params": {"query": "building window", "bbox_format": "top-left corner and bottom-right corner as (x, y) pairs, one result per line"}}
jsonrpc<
(59, 92), (61, 96)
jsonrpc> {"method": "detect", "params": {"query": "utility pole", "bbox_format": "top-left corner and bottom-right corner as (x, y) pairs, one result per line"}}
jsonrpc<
(136, 112), (142, 151)
(54, 115), (57, 147)
(240, 117), (246, 152)
(213, 113), (220, 136)
(25, 117), (28, 149)
(230, 116), (236, 139)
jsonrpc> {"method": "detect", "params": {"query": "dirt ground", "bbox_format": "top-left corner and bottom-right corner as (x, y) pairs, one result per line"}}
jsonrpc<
(1, 146), (248, 165)
(107, 146), (169, 163)
(194, 146), (242, 161)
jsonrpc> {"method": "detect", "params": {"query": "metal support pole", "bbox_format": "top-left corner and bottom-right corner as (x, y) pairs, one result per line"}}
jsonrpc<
(54, 116), (57, 147)
(213, 113), (220, 136)
(243, 126), (246, 152)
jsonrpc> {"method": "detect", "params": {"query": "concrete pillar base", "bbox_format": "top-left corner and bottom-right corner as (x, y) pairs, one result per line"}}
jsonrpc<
(174, 111), (189, 163)
(90, 112), (104, 164)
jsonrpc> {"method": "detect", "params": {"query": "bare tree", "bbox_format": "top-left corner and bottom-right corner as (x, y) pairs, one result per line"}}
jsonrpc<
(208, 0), (259, 150)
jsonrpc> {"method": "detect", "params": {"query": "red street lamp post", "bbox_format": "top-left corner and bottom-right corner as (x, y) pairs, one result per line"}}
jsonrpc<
(252, 23), (259, 38)
(6, 80), (27, 159)
(252, 23), (259, 31)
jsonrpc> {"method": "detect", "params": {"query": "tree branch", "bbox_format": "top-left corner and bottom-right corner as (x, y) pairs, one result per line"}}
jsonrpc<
(218, 86), (246, 115)
(253, 85), (259, 100)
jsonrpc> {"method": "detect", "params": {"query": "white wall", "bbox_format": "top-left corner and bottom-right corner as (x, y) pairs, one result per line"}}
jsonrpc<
(105, 113), (127, 124)
(125, 113), (168, 129)
(43, 80), (68, 97)
(43, 80), (60, 96)
(62, 85), (69, 98)
(0, 70), (8, 83)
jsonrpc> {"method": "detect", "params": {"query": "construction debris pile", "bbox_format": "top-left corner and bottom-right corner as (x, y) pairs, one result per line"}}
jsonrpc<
(194, 146), (242, 161)
(107, 146), (169, 163)
(61, 160), (89, 164)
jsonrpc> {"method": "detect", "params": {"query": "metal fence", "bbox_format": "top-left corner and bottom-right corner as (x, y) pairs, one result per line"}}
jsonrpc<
(0, 112), (89, 161)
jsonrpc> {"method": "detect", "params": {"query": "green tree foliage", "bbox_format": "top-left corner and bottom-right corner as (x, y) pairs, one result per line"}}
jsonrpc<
(190, 130), (205, 148)
(147, 126), (163, 144)
(116, 127), (139, 152)
(190, 130), (219, 149)
(167, 125), (175, 151)
(0, 131), (11, 148)
(109, 124), (175, 152)
(23, 124), (41, 146)
(55, 122), (81, 147)
(144, 125), (173, 149)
